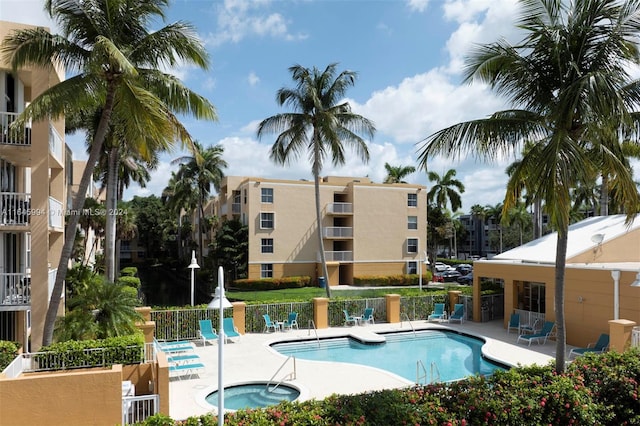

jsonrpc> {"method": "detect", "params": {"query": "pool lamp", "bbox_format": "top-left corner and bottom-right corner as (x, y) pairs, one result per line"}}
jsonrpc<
(208, 266), (231, 426)
(188, 250), (200, 306)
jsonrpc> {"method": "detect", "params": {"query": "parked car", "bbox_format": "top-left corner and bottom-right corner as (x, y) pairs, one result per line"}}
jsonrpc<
(434, 262), (450, 272)
(432, 273), (445, 283)
(440, 270), (462, 282)
(456, 264), (473, 274)
(457, 272), (473, 285)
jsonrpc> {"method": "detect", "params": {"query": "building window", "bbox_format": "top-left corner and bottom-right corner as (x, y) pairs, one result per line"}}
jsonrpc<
(261, 188), (274, 203)
(407, 261), (418, 275)
(407, 193), (417, 207)
(407, 238), (418, 253)
(260, 212), (274, 229)
(261, 238), (273, 253)
(408, 216), (418, 230)
(261, 264), (273, 278)
(243, 189), (247, 204)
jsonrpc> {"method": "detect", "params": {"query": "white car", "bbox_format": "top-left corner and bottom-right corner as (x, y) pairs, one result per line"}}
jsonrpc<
(434, 262), (450, 272)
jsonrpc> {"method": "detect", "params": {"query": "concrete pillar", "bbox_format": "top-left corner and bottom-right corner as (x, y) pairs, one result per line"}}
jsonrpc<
(135, 306), (152, 322)
(608, 319), (636, 352)
(448, 290), (462, 315)
(385, 294), (400, 323)
(232, 302), (246, 334)
(136, 321), (155, 344)
(313, 297), (328, 329)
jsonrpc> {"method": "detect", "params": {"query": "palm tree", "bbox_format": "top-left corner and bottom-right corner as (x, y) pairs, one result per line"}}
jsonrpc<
(426, 169), (465, 212)
(2, 0), (217, 347)
(416, 0), (640, 372)
(257, 63), (375, 298)
(383, 163), (416, 184)
(172, 142), (227, 264)
(162, 171), (198, 260)
(485, 203), (504, 254)
(505, 201), (531, 247)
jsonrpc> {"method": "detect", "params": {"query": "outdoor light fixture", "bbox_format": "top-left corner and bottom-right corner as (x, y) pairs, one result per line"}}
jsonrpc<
(631, 271), (640, 287)
(188, 250), (200, 306)
(208, 266), (232, 426)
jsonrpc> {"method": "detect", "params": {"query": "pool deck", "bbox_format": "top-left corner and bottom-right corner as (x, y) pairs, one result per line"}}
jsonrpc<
(168, 318), (574, 421)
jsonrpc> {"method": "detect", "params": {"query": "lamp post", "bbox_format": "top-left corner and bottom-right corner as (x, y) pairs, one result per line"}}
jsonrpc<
(188, 250), (200, 306)
(208, 266), (231, 426)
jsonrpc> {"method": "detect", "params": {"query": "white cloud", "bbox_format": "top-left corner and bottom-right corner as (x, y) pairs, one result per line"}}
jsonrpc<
(407, 0), (430, 13)
(205, 0), (306, 47)
(0, 2), (56, 29)
(247, 71), (260, 86)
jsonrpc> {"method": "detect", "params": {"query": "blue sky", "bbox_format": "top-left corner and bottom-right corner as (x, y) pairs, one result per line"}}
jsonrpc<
(3, 0), (637, 212)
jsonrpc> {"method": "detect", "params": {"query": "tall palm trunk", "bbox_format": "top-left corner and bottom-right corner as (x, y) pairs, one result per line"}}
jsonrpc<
(105, 145), (119, 282)
(599, 174), (609, 216)
(313, 140), (331, 298)
(198, 200), (205, 265)
(43, 85), (117, 347)
(554, 229), (568, 372)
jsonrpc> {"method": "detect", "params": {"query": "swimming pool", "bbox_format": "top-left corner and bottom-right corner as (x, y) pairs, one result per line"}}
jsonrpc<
(205, 382), (301, 410)
(271, 330), (507, 383)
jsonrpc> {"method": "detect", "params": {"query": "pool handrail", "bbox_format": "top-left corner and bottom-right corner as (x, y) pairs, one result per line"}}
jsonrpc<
(401, 313), (416, 337)
(266, 355), (297, 392)
(307, 319), (320, 346)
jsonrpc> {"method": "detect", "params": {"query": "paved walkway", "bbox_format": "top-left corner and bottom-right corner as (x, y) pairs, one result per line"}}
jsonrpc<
(168, 319), (571, 421)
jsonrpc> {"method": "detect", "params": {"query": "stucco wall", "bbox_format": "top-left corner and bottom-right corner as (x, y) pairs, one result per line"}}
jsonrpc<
(0, 366), (124, 426)
(476, 262), (640, 347)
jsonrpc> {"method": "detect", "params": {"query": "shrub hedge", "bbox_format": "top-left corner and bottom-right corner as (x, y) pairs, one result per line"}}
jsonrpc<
(0, 340), (20, 371)
(231, 276), (311, 291)
(352, 273), (433, 287)
(34, 334), (145, 370)
(137, 349), (640, 425)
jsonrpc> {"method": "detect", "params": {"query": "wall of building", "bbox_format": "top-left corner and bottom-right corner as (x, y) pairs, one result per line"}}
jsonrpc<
(476, 262), (640, 347)
(569, 229), (640, 264)
(0, 365), (124, 426)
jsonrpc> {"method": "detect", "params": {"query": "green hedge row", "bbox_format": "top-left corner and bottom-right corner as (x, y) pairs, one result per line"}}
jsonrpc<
(34, 334), (145, 370)
(0, 340), (20, 371)
(231, 276), (311, 291)
(138, 348), (640, 425)
(352, 273), (433, 287)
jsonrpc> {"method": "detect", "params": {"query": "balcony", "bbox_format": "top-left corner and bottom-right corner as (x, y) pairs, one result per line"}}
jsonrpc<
(326, 202), (353, 215)
(0, 272), (30, 309)
(324, 251), (353, 262)
(49, 196), (63, 229)
(0, 192), (31, 227)
(323, 226), (353, 238)
(231, 202), (241, 214)
(49, 124), (64, 164)
(0, 112), (31, 146)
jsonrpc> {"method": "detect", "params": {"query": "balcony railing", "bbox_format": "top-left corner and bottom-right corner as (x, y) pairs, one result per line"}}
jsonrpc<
(326, 202), (353, 214)
(0, 272), (30, 306)
(48, 268), (57, 303)
(49, 196), (63, 229)
(1, 192), (31, 226)
(231, 202), (241, 214)
(324, 251), (353, 261)
(632, 326), (640, 348)
(0, 112), (31, 146)
(323, 226), (353, 238)
(49, 124), (64, 163)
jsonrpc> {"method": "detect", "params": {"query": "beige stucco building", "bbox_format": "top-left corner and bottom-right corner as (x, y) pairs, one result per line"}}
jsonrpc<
(472, 214), (640, 347)
(0, 21), (67, 351)
(216, 175), (428, 285)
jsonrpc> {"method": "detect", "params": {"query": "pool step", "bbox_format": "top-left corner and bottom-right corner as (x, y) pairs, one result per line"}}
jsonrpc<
(348, 328), (386, 344)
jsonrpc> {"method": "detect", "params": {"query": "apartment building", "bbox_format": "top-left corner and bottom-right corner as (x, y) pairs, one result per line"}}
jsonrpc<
(0, 21), (66, 351)
(217, 176), (427, 285)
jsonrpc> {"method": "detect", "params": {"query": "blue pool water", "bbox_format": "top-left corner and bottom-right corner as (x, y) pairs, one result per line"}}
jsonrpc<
(206, 382), (300, 410)
(272, 330), (506, 383)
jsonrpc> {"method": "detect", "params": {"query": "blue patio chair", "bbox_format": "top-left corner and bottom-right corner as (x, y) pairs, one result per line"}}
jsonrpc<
(282, 312), (299, 330)
(262, 314), (279, 333)
(517, 321), (556, 346)
(362, 307), (374, 325)
(343, 309), (359, 326)
(448, 304), (465, 323)
(569, 333), (609, 359)
(507, 313), (520, 334)
(198, 319), (218, 346)
(223, 317), (241, 342)
(428, 303), (446, 321)
(153, 338), (195, 353)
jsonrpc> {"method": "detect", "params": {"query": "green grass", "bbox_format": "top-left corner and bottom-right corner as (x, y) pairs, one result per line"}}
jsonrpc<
(225, 285), (458, 304)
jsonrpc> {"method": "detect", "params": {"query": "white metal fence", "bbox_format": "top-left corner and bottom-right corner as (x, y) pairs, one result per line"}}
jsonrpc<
(122, 394), (160, 425)
(632, 326), (640, 348)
